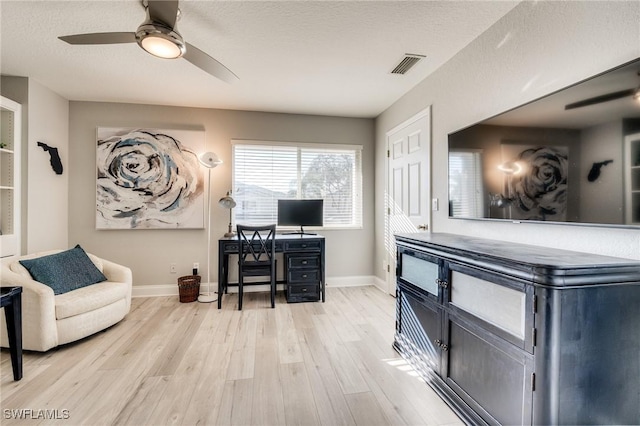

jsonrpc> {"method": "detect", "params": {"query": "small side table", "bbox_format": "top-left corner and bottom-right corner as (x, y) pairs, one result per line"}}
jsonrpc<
(1, 286), (23, 381)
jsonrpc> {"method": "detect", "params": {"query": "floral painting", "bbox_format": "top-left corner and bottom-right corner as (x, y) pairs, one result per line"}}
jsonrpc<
(96, 128), (205, 229)
(500, 144), (568, 221)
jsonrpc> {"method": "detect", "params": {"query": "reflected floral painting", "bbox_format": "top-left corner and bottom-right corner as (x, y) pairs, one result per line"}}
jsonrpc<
(96, 128), (205, 229)
(501, 144), (568, 221)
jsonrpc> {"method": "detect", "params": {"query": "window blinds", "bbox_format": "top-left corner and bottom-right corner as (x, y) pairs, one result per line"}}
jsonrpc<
(448, 150), (485, 218)
(232, 141), (363, 228)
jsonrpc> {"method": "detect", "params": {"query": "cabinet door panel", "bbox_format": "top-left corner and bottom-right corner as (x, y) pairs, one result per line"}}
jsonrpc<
(450, 271), (526, 339)
(399, 251), (440, 298)
(445, 315), (533, 426)
(397, 286), (442, 375)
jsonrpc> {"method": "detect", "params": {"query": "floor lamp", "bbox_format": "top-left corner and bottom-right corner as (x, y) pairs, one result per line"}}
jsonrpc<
(199, 151), (223, 303)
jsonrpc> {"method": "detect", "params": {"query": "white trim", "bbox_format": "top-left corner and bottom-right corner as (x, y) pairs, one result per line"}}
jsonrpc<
(131, 275), (378, 298)
(132, 284), (180, 298)
(372, 275), (388, 293)
(386, 107), (431, 138)
(326, 275), (376, 287)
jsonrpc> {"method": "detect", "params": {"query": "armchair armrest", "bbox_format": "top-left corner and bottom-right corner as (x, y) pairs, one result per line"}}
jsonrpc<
(99, 257), (133, 310)
(101, 258), (132, 284)
(1, 266), (58, 351)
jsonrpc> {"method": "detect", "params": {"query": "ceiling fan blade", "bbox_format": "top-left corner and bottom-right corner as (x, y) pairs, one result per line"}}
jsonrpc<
(565, 89), (634, 110)
(183, 43), (239, 83)
(59, 32), (136, 45)
(147, 0), (179, 28)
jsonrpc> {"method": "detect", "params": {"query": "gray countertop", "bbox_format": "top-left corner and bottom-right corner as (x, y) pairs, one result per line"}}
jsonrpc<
(394, 233), (640, 287)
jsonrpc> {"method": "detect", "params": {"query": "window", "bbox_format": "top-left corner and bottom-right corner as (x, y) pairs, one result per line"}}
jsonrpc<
(232, 140), (363, 228)
(449, 150), (484, 218)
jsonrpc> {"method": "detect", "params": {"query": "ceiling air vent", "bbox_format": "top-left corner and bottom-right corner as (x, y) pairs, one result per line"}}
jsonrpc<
(390, 54), (426, 75)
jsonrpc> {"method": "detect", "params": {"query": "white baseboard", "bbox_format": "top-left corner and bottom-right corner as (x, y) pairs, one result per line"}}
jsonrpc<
(326, 275), (376, 287)
(131, 275), (377, 298)
(132, 284), (180, 298)
(372, 275), (389, 293)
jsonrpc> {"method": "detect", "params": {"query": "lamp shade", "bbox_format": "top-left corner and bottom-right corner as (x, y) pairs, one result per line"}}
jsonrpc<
(218, 195), (236, 209)
(199, 152), (223, 168)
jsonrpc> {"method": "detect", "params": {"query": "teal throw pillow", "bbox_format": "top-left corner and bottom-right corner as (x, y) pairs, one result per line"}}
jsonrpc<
(19, 245), (107, 295)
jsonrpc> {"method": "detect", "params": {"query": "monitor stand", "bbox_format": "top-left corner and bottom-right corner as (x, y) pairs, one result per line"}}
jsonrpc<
(283, 226), (317, 236)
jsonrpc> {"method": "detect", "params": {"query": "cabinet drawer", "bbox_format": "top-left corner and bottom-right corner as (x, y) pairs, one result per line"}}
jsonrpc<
(287, 283), (320, 302)
(450, 271), (526, 339)
(288, 269), (320, 283)
(284, 240), (321, 251)
(287, 255), (320, 269)
(223, 243), (239, 253)
(223, 241), (283, 253)
(399, 251), (440, 298)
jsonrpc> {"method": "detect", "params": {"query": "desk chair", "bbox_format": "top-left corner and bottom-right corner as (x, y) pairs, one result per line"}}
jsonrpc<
(237, 224), (276, 310)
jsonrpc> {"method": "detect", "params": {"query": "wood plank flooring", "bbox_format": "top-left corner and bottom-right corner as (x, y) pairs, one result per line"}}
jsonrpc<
(0, 286), (463, 426)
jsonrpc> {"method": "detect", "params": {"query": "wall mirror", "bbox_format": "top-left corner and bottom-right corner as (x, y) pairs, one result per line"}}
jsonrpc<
(448, 58), (640, 227)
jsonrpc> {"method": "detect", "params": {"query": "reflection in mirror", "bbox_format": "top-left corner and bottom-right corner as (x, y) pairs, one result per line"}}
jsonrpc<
(448, 58), (640, 227)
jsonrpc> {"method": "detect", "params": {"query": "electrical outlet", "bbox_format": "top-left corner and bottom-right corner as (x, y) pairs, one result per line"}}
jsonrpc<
(170, 263), (177, 274)
(193, 262), (199, 270)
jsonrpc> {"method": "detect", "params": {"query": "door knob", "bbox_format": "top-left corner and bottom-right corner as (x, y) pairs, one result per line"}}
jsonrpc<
(417, 224), (428, 231)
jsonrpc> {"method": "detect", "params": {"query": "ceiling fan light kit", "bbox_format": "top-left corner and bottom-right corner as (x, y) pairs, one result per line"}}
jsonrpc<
(136, 23), (185, 59)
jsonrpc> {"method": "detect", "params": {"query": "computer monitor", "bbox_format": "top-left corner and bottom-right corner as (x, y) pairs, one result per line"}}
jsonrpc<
(277, 199), (323, 235)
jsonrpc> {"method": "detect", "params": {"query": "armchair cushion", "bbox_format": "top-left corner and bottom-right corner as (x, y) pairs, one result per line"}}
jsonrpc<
(18, 245), (107, 295)
(54, 281), (129, 320)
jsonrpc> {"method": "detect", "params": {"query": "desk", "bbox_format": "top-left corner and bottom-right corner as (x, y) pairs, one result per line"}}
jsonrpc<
(218, 234), (325, 308)
(1, 286), (23, 381)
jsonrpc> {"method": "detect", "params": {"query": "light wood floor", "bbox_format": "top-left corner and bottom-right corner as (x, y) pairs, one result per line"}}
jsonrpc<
(1, 286), (462, 426)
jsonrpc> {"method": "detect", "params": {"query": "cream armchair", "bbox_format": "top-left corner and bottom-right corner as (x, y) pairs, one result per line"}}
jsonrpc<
(0, 250), (132, 352)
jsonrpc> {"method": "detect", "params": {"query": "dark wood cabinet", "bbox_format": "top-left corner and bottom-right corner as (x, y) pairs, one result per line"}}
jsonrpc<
(394, 233), (640, 425)
(284, 238), (324, 303)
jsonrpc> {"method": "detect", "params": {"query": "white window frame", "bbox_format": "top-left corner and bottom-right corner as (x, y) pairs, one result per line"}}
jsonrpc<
(231, 139), (363, 230)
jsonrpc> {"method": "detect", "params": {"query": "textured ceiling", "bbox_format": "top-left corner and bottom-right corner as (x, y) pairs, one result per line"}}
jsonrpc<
(0, 1), (519, 118)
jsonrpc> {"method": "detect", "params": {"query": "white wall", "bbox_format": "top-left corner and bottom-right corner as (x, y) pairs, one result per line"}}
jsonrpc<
(375, 1), (640, 284)
(69, 102), (374, 287)
(1, 76), (69, 254)
(26, 79), (69, 252)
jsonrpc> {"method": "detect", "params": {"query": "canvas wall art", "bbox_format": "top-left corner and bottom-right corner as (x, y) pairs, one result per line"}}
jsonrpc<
(500, 143), (568, 221)
(96, 128), (205, 229)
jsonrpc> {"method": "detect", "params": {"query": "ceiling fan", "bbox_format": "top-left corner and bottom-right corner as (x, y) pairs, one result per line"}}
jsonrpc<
(565, 71), (640, 110)
(58, 0), (238, 83)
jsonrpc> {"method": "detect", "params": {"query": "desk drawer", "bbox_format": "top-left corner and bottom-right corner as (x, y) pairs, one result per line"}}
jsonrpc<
(287, 283), (320, 302)
(223, 243), (239, 254)
(284, 240), (321, 252)
(288, 269), (320, 283)
(222, 241), (283, 254)
(287, 255), (320, 269)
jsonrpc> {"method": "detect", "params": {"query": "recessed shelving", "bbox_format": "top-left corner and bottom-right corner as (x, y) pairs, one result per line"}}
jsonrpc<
(0, 96), (21, 257)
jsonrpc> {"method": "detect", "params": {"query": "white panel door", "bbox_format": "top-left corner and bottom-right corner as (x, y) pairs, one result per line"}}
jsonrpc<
(386, 108), (431, 295)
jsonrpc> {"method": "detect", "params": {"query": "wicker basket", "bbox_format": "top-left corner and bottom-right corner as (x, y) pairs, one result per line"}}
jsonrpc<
(177, 275), (201, 303)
